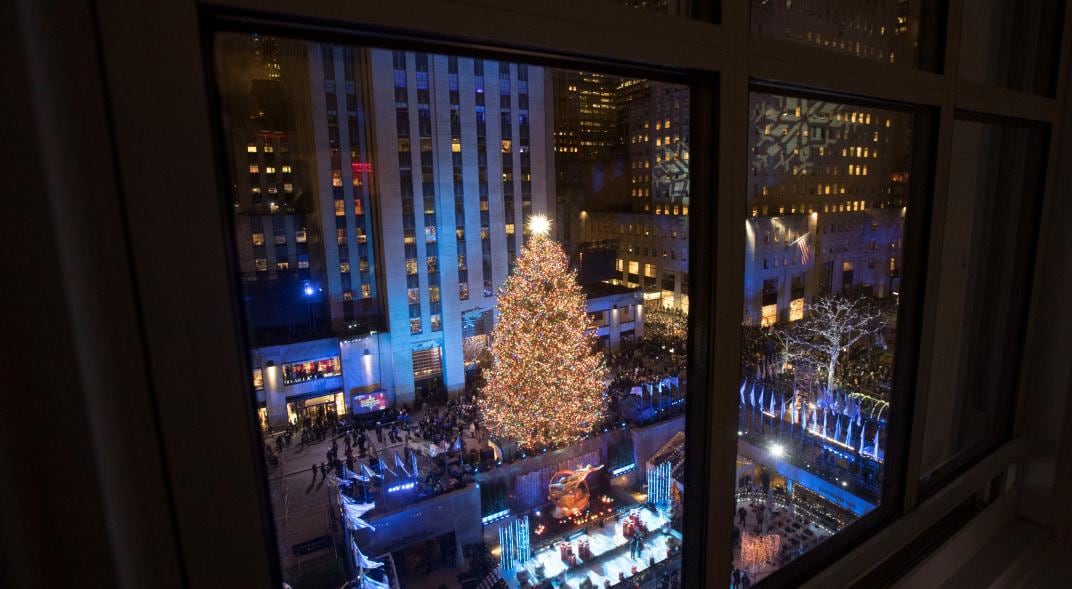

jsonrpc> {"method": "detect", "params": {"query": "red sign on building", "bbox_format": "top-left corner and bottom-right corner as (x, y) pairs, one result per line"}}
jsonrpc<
(351, 162), (372, 174)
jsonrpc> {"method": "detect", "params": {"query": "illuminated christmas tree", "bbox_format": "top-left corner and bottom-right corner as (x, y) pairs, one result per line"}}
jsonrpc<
(478, 215), (607, 449)
(783, 295), (882, 394)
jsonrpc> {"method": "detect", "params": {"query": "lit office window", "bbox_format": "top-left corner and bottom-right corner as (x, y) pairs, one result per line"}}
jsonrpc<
(751, 0), (930, 69)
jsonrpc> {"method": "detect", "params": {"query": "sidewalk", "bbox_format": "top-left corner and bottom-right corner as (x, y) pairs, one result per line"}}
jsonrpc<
(260, 410), (486, 576)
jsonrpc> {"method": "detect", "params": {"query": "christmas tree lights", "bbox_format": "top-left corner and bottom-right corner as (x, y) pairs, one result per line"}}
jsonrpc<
(782, 296), (882, 394)
(478, 229), (607, 449)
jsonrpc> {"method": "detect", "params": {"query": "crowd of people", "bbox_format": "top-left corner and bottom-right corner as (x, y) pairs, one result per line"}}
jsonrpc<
(739, 297), (896, 404)
(262, 315), (694, 512)
(413, 395), (486, 449)
(605, 338), (687, 427)
(263, 406), (341, 468)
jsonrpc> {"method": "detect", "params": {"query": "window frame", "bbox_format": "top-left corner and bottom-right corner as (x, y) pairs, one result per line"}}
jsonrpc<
(916, 111), (1052, 496)
(79, 0), (1070, 587)
(735, 80), (939, 588)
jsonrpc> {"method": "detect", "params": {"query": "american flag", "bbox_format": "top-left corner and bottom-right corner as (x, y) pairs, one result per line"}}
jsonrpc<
(791, 232), (811, 265)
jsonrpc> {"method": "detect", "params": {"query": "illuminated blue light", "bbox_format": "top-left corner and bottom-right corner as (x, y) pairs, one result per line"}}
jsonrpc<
(386, 482), (416, 493)
(481, 509), (510, 525)
(610, 463), (636, 477)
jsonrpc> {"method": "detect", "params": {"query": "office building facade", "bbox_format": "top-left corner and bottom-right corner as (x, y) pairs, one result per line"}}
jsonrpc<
(743, 93), (909, 326)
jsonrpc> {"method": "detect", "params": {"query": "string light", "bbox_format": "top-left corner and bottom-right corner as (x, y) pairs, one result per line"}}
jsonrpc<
(478, 233), (607, 449)
(740, 532), (781, 573)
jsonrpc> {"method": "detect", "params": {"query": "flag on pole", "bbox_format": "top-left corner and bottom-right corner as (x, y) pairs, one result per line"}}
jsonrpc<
(360, 576), (389, 589)
(343, 466), (368, 482)
(343, 503), (377, 531)
(791, 232), (812, 265)
(378, 456), (397, 478)
(394, 452), (410, 477)
(351, 538), (384, 570)
(360, 463), (383, 480)
(340, 494), (375, 513)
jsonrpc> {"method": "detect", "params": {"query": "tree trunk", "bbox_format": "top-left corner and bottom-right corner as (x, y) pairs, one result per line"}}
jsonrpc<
(827, 354), (838, 394)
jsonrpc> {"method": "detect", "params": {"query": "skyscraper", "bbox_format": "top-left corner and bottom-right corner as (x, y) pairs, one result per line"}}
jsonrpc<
(751, 0), (918, 67)
(361, 50), (552, 403)
(226, 41), (555, 426)
(743, 93), (909, 326)
(216, 35), (665, 428)
(577, 78), (692, 312)
(551, 70), (623, 255)
(218, 35), (331, 347)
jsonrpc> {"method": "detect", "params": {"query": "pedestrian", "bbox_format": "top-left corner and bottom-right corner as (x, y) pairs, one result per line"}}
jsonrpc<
(311, 464), (318, 482)
(319, 462), (327, 478)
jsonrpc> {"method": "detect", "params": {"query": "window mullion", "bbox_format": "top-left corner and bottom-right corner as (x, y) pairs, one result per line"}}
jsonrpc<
(900, 0), (965, 513)
(214, 0), (724, 73)
(700, 0), (751, 587)
(748, 36), (946, 107)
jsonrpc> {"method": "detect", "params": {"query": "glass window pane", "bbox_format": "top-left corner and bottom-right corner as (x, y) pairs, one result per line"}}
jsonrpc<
(215, 33), (691, 588)
(736, 91), (912, 582)
(609, 0), (695, 17)
(750, 0), (928, 70)
(919, 117), (1047, 485)
(958, 0), (1064, 96)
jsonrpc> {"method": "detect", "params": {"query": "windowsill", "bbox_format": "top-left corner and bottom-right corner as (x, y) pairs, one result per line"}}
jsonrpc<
(801, 437), (1034, 588)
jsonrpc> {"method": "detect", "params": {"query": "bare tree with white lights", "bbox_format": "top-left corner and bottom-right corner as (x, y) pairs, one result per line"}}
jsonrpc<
(782, 296), (883, 395)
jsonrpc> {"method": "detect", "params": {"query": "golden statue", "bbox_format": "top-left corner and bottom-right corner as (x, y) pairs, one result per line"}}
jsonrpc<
(548, 464), (603, 517)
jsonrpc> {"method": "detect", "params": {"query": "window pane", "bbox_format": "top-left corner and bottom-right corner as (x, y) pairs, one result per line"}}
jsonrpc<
(736, 92), (912, 582)
(609, 0), (695, 17)
(919, 117), (1047, 485)
(751, 0), (926, 69)
(215, 34), (691, 588)
(958, 0), (1064, 96)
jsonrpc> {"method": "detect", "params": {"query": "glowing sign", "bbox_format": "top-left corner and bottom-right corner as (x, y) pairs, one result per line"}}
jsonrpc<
(351, 391), (388, 414)
(351, 162), (372, 174)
